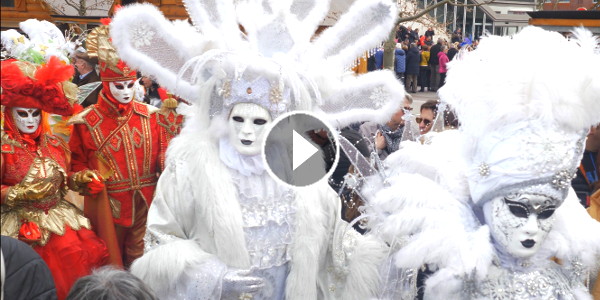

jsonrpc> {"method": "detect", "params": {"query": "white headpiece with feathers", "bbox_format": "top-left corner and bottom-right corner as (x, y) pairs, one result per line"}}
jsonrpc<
(439, 27), (600, 207)
(109, 0), (405, 128)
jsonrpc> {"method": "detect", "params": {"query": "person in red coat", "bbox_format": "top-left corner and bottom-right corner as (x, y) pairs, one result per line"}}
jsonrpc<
(68, 24), (167, 267)
(1, 57), (108, 300)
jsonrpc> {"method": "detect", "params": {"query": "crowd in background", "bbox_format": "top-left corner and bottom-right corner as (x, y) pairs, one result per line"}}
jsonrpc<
(369, 25), (479, 93)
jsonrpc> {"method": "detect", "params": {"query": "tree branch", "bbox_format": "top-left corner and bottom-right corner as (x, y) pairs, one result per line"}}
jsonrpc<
(397, 0), (496, 24)
(62, 0), (80, 11)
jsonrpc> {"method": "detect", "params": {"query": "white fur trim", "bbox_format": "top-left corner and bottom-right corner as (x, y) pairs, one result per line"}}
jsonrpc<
(318, 70), (406, 128)
(308, 0), (397, 70)
(130, 239), (214, 296)
(340, 233), (388, 300)
(111, 4), (206, 102)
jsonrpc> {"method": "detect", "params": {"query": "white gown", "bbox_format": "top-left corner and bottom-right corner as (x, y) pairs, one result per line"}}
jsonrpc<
(130, 132), (387, 300)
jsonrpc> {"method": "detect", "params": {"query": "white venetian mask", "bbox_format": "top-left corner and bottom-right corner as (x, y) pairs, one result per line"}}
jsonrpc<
(11, 107), (41, 134)
(109, 80), (136, 104)
(484, 193), (557, 259)
(228, 103), (271, 156)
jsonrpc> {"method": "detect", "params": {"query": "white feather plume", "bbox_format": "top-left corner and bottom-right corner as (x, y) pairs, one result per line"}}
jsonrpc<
(439, 26), (600, 141)
(111, 0), (406, 128)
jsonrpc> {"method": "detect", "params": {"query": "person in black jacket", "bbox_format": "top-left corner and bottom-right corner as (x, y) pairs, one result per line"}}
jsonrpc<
(429, 39), (443, 91)
(405, 43), (421, 93)
(447, 42), (459, 61)
(425, 27), (435, 39)
(451, 28), (463, 44)
(72, 52), (101, 108)
(1, 236), (57, 300)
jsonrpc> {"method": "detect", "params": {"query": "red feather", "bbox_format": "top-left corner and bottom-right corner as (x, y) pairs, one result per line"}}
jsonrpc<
(0, 60), (27, 89)
(35, 56), (74, 85)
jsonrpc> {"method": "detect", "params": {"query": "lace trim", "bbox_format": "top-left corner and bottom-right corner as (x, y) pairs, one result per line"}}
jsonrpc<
(228, 166), (296, 269)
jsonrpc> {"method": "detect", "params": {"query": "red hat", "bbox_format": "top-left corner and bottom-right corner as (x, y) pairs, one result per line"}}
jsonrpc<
(1, 57), (74, 116)
(99, 59), (137, 82)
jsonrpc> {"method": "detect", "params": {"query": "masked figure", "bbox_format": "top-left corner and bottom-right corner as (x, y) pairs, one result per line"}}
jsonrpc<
(1, 57), (108, 300)
(109, 0), (413, 298)
(359, 27), (600, 299)
(67, 23), (175, 267)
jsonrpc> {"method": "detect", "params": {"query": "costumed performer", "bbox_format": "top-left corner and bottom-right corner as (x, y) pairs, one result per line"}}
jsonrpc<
(109, 0), (409, 299)
(67, 18), (181, 267)
(359, 27), (600, 299)
(1, 56), (109, 300)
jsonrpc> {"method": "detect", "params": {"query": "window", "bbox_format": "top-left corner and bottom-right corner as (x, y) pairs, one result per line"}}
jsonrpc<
(1, 0), (15, 7)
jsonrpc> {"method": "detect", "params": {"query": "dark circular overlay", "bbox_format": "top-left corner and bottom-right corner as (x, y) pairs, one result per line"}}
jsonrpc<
(262, 111), (339, 188)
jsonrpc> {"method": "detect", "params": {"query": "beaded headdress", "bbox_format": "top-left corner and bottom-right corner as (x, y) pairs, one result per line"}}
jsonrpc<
(109, 0), (405, 125)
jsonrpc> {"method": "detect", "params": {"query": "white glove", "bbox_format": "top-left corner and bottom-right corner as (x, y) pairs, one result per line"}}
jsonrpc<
(221, 268), (265, 300)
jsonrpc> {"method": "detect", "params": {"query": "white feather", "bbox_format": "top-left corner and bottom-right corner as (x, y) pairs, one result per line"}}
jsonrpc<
(439, 26), (600, 140)
(307, 0), (397, 70)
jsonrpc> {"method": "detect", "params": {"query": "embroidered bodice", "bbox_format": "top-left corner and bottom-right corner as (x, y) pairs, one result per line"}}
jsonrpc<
(1, 133), (90, 246)
(220, 138), (297, 299)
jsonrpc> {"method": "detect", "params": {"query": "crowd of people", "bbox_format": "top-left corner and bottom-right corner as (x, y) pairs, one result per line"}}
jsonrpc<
(1, 1), (599, 300)
(372, 25), (479, 94)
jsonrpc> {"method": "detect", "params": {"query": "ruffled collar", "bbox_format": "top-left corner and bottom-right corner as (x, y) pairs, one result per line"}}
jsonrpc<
(219, 138), (265, 176)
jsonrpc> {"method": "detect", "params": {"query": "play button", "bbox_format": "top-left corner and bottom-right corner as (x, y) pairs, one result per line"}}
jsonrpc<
(263, 111), (339, 187)
(292, 130), (318, 170)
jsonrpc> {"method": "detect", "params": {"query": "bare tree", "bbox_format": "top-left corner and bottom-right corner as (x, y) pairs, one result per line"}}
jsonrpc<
(382, 0), (495, 70)
(44, 0), (112, 16)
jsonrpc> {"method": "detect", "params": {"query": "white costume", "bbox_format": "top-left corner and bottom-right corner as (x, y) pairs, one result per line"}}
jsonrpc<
(109, 0), (408, 299)
(358, 27), (600, 299)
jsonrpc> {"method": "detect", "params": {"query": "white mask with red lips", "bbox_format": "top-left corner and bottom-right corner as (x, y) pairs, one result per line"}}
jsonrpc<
(484, 193), (557, 260)
(227, 103), (272, 156)
(109, 80), (136, 104)
(11, 107), (41, 134)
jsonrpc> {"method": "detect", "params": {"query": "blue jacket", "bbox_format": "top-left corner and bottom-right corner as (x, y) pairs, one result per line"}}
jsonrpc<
(394, 49), (406, 73)
(374, 49), (384, 69)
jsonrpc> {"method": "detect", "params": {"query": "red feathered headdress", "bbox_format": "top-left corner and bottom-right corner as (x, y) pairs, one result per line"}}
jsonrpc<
(1, 57), (74, 116)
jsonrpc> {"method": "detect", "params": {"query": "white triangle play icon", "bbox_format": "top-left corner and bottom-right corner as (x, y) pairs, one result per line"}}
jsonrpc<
(292, 130), (318, 171)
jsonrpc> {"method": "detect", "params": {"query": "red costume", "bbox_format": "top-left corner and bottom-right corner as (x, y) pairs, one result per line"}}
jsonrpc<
(1, 58), (108, 300)
(67, 24), (173, 267)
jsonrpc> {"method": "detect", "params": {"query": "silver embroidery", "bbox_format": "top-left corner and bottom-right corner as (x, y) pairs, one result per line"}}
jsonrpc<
(465, 265), (578, 300)
(551, 170), (576, 190)
(479, 162), (491, 177)
(131, 26), (156, 48)
(369, 86), (388, 109)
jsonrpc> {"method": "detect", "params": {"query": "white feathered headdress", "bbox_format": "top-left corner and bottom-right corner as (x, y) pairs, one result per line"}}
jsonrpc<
(109, 0), (405, 128)
(439, 26), (600, 207)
